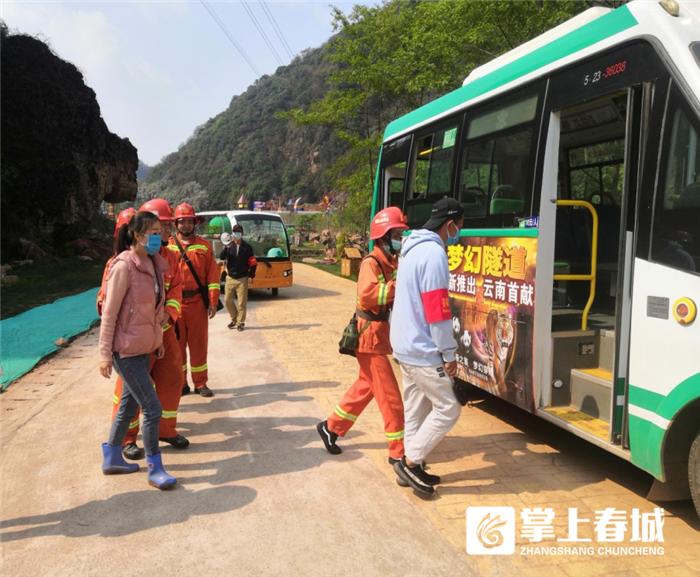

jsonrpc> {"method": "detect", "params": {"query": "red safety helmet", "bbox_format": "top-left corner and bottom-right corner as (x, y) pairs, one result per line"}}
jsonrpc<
(369, 206), (408, 240)
(139, 198), (174, 221)
(173, 202), (202, 222)
(114, 207), (136, 237)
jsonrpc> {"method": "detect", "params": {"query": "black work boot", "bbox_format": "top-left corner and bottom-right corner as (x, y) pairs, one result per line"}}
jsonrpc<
(196, 385), (214, 397)
(159, 434), (190, 449)
(122, 442), (145, 460)
(182, 383), (191, 396)
(316, 421), (342, 455)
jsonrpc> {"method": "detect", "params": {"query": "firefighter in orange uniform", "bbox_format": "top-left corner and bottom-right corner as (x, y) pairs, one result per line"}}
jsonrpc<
(316, 207), (409, 464)
(169, 202), (220, 397)
(103, 200), (190, 460)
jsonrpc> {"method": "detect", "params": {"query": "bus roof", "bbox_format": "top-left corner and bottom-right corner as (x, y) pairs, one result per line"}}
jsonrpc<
(197, 210), (283, 221)
(384, 1), (700, 143)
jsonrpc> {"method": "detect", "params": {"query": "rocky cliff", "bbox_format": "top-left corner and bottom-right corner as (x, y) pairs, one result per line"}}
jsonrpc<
(1, 23), (138, 261)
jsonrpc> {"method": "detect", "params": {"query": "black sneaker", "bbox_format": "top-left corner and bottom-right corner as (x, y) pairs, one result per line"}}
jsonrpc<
(196, 385), (214, 397)
(316, 420), (342, 455)
(237, 323), (245, 332)
(389, 457), (440, 485)
(159, 434), (190, 449)
(393, 457), (435, 495)
(227, 320), (236, 329)
(182, 384), (191, 396)
(122, 443), (145, 460)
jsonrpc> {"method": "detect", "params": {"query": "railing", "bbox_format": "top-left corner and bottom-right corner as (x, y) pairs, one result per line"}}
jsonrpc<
(553, 199), (599, 331)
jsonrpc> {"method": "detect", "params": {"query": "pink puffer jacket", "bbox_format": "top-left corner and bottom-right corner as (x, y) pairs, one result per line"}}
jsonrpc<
(98, 249), (169, 362)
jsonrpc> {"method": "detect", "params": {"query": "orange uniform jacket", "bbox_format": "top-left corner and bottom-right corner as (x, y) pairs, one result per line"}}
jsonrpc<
(356, 247), (397, 355)
(167, 235), (220, 305)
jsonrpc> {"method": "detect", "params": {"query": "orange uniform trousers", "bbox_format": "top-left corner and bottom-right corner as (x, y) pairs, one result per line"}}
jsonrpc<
(179, 296), (210, 389)
(327, 352), (405, 459)
(111, 326), (183, 442)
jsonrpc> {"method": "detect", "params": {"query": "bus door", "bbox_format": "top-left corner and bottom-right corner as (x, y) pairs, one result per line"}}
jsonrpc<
(626, 79), (700, 490)
(535, 42), (664, 448)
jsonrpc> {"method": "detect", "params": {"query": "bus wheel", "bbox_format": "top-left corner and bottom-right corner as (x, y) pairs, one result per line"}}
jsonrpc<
(689, 430), (700, 518)
(271, 288), (279, 297)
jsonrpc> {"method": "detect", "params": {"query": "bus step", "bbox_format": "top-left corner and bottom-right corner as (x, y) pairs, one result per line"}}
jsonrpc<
(570, 367), (612, 421)
(543, 405), (609, 441)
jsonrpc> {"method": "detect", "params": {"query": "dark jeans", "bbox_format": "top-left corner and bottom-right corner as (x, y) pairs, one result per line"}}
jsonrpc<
(108, 353), (161, 456)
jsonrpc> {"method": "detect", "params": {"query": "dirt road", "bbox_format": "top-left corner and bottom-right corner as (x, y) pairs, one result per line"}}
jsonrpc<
(1, 264), (698, 577)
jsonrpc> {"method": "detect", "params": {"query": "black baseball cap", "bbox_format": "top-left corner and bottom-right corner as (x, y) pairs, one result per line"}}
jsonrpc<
(423, 197), (464, 231)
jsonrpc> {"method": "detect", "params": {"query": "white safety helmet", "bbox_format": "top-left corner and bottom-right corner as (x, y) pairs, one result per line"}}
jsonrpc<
(221, 232), (233, 246)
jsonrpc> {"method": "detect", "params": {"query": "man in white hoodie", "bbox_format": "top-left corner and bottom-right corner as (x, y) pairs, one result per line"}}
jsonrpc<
(390, 197), (464, 496)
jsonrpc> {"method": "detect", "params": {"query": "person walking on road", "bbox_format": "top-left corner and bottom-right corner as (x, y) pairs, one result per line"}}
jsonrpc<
(98, 210), (177, 490)
(219, 225), (257, 331)
(390, 197), (464, 496)
(169, 202), (220, 398)
(317, 207), (408, 465)
(107, 199), (189, 459)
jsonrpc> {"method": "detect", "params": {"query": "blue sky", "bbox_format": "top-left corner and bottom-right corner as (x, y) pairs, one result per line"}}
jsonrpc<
(2, 1), (375, 165)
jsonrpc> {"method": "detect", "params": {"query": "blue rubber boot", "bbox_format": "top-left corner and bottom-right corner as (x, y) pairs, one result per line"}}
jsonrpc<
(102, 442), (140, 475)
(146, 452), (177, 490)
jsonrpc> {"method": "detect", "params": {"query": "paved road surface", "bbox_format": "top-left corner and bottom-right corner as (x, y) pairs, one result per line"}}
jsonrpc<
(1, 264), (698, 577)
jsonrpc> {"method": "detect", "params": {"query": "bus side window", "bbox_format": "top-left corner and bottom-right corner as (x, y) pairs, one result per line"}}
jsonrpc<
(405, 123), (459, 228)
(459, 93), (538, 227)
(380, 134), (412, 211)
(651, 86), (700, 274)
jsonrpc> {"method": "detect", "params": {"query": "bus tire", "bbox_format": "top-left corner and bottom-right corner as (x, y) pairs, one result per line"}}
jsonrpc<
(689, 430), (700, 518)
(271, 288), (279, 297)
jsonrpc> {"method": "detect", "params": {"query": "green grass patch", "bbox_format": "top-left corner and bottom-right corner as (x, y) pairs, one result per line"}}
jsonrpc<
(1, 257), (105, 319)
(305, 260), (357, 283)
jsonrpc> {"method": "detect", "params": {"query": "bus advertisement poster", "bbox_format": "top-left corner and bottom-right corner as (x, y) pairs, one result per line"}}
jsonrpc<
(447, 235), (537, 411)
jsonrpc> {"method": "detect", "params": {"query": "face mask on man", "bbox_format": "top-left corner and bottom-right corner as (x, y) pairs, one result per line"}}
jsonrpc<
(232, 232), (242, 240)
(143, 233), (162, 255)
(446, 221), (460, 246)
(390, 238), (402, 253)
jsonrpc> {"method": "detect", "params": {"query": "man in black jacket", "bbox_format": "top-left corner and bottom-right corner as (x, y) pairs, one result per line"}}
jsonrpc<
(219, 225), (257, 331)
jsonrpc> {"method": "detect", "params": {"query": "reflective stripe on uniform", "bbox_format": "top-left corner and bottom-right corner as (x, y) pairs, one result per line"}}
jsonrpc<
(164, 281), (171, 290)
(128, 419), (139, 430)
(191, 363), (208, 373)
(161, 410), (178, 419)
(112, 394), (120, 405)
(334, 405), (358, 422)
(385, 430), (404, 440)
(187, 244), (208, 252)
(167, 245), (179, 252)
(163, 323), (172, 332)
(377, 281), (388, 306)
(166, 299), (181, 312)
(207, 283), (219, 290)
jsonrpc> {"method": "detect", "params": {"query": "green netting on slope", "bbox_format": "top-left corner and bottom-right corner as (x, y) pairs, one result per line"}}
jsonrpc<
(0, 288), (99, 390)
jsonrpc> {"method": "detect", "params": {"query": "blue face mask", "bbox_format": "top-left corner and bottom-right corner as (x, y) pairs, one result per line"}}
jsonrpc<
(232, 232), (242, 240)
(390, 239), (402, 253)
(446, 223), (460, 246)
(145, 233), (161, 255)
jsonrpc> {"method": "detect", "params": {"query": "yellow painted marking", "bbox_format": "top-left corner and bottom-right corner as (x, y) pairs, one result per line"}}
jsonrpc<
(544, 406), (609, 440)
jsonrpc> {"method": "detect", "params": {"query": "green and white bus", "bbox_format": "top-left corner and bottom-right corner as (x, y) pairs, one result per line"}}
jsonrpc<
(373, 0), (700, 513)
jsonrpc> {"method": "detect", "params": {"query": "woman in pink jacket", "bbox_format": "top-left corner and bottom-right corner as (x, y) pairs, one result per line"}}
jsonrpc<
(98, 211), (176, 490)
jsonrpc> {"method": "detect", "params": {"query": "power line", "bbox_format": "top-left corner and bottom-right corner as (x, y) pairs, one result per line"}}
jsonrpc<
(199, 0), (260, 76)
(241, 0), (284, 67)
(260, 0), (294, 60)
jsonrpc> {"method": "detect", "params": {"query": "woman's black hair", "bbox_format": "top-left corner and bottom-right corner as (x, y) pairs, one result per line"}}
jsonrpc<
(116, 211), (159, 253)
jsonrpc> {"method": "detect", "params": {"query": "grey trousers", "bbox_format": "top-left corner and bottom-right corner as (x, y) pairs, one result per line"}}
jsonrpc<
(399, 362), (461, 464)
(108, 353), (162, 456)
